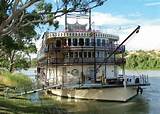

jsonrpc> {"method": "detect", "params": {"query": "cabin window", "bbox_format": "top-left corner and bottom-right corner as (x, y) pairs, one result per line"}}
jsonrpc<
(91, 39), (94, 46)
(56, 40), (61, 47)
(96, 51), (100, 58)
(62, 39), (67, 46)
(68, 38), (71, 46)
(97, 39), (101, 46)
(79, 38), (84, 46)
(45, 44), (49, 52)
(79, 52), (82, 58)
(84, 52), (87, 58)
(64, 52), (69, 58)
(49, 44), (52, 51)
(88, 52), (91, 58)
(73, 38), (78, 46)
(99, 51), (103, 58)
(69, 52), (73, 58)
(92, 52), (95, 58)
(52, 43), (55, 48)
(102, 39), (105, 46)
(85, 38), (90, 46)
(102, 52), (105, 57)
(74, 52), (78, 58)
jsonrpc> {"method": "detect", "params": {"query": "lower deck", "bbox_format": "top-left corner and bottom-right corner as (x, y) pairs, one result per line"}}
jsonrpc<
(48, 85), (145, 102)
(53, 83), (150, 89)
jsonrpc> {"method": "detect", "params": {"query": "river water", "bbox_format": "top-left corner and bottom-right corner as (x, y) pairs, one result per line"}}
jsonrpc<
(24, 69), (160, 114)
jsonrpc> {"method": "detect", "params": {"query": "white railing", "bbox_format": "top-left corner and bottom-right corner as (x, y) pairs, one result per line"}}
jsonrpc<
(124, 74), (149, 85)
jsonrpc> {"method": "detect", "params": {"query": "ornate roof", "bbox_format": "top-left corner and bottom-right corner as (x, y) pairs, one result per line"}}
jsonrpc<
(67, 22), (87, 31)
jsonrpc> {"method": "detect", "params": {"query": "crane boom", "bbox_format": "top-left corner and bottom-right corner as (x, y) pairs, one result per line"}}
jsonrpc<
(96, 25), (141, 72)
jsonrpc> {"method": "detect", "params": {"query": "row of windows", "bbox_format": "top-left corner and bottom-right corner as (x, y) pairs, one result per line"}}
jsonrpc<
(46, 32), (116, 38)
(64, 51), (106, 58)
(48, 38), (113, 48)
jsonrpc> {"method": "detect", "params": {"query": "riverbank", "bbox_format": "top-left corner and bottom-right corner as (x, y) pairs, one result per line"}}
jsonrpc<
(125, 50), (160, 70)
(0, 93), (69, 114)
(1, 69), (160, 114)
(1, 77), (159, 114)
(0, 71), (33, 90)
(0, 71), (68, 114)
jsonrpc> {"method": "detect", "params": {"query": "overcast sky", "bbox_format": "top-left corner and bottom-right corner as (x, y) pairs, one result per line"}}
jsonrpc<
(36, 0), (160, 51)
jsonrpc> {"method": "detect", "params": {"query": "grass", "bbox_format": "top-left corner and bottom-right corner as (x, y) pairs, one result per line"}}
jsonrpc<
(0, 71), (33, 91)
(0, 71), (70, 114)
(0, 94), (68, 114)
(0, 71), (33, 99)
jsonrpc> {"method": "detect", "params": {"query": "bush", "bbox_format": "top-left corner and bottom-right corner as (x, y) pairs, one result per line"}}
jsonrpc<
(0, 71), (33, 90)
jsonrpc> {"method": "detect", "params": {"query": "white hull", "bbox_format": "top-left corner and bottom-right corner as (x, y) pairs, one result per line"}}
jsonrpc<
(50, 87), (138, 102)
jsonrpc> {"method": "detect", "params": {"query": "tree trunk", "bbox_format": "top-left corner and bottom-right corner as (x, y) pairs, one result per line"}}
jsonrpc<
(9, 64), (14, 72)
(8, 51), (15, 72)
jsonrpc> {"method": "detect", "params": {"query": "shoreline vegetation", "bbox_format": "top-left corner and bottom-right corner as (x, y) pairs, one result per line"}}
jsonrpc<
(125, 50), (160, 70)
(0, 71), (33, 90)
(0, 71), (68, 114)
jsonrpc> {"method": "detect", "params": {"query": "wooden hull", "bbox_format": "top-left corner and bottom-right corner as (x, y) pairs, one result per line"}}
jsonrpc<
(49, 87), (138, 102)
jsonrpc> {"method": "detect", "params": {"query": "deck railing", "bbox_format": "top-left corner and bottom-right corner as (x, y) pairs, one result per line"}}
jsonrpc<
(37, 43), (125, 61)
(123, 74), (150, 85)
(44, 43), (125, 52)
(44, 57), (125, 65)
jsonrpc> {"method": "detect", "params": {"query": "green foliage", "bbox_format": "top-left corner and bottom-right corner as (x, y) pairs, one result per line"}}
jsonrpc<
(0, 71), (32, 90)
(0, 0), (106, 36)
(125, 50), (160, 70)
(31, 58), (37, 68)
(0, 19), (37, 72)
(0, 0), (106, 71)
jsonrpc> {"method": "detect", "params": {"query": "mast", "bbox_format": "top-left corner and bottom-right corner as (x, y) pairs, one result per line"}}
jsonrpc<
(65, 13), (67, 30)
(65, 4), (67, 31)
(89, 9), (91, 31)
(93, 32), (96, 83)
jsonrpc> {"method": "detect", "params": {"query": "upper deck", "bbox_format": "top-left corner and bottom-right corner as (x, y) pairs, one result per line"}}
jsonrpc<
(44, 31), (119, 41)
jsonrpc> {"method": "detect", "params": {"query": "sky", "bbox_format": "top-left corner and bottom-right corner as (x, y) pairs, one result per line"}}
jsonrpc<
(90, 0), (160, 50)
(36, 0), (160, 51)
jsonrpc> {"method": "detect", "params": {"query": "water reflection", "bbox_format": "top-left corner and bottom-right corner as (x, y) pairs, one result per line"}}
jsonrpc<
(51, 95), (149, 114)
(27, 92), (40, 103)
(25, 70), (160, 114)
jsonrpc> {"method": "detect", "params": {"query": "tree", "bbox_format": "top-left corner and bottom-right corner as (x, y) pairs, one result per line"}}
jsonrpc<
(125, 50), (160, 70)
(0, 0), (107, 71)
(31, 58), (37, 68)
(0, 0), (107, 37)
(0, 24), (37, 72)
